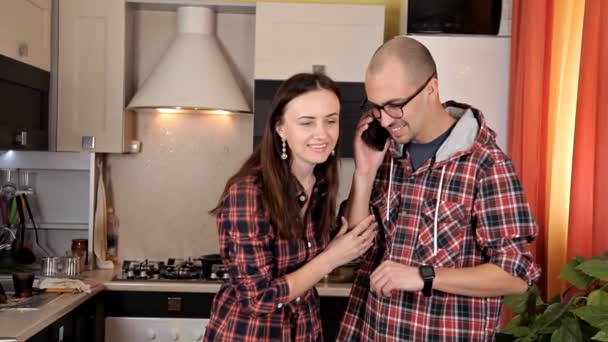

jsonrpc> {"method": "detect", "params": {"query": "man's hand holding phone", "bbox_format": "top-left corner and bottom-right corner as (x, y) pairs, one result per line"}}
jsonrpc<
(353, 113), (389, 178)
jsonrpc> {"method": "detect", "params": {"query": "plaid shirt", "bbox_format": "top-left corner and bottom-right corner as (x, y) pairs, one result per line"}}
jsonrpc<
(338, 103), (541, 342)
(204, 171), (330, 342)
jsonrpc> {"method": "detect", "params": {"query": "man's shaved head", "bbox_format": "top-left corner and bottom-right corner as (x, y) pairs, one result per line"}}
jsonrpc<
(367, 36), (437, 87)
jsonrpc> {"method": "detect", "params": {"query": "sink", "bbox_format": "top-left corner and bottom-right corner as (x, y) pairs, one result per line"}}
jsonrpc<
(0, 275), (61, 311)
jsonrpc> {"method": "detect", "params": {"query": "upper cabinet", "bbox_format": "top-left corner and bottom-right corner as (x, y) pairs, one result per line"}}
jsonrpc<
(254, 2), (385, 82)
(56, 0), (132, 152)
(0, 0), (51, 71)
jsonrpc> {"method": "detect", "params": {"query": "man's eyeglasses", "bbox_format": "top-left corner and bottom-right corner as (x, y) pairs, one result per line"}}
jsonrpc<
(360, 72), (437, 120)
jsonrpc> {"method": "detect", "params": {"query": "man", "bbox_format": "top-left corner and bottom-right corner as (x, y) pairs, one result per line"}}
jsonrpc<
(337, 36), (541, 341)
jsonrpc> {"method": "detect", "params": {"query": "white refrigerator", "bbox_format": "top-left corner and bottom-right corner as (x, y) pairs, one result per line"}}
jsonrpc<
(408, 34), (511, 151)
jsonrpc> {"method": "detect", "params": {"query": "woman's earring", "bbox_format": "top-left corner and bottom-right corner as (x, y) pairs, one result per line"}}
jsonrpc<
(281, 137), (288, 160)
(331, 149), (336, 156)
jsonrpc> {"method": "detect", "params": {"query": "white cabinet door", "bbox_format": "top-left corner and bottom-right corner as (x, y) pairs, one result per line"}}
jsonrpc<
(0, 0), (51, 71)
(255, 3), (384, 82)
(57, 0), (129, 152)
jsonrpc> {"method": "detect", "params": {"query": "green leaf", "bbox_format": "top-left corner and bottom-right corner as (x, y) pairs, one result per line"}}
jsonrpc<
(521, 285), (541, 324)
(587, 290), (608, 307)
(502, 326), (533, 337)
(573, 305), (608, 330)
(576, 259), (608, 282)
(505, 290), (533, 314)
(533, 303), (565, 331)
(592, 331), (608, 342)
(550, 316), (583, 342)
(561, 258), (595, 289)
(505, 315), (523, 330)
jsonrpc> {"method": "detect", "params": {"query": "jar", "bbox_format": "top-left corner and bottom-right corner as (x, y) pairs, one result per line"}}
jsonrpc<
(71, 239), (88, 271)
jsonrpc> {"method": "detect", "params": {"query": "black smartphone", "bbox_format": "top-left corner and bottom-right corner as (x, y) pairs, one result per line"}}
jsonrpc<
(361, 119), (389, 151)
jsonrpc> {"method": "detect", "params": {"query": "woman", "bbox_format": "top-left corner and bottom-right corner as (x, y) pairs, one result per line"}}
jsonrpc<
(204, 73), (377, 341)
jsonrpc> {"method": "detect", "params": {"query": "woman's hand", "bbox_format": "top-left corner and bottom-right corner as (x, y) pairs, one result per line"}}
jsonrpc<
(324, 215), (377, 270)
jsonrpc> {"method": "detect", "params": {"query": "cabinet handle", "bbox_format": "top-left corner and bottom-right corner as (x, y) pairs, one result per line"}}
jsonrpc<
(18, 43), (28, 58)
(15, 131), (27, 146)
(313, 65), (326, 75)
(82, 136), (95, 150)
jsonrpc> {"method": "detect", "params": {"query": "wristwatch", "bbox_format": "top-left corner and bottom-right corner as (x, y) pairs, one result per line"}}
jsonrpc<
(419, 265), (435, 297)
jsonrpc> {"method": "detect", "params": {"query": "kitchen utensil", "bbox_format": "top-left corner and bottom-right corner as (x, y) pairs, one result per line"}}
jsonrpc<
(199, 253), (222, 279)
(0, 169), (18, 194)
(13, 195), (35, 264)
(63, 256), (81, 277)
(21, 194), (50, 256)
(40, 256), (64, 277)
(18, 171), (36, 192)
(12, 272), (35, 298)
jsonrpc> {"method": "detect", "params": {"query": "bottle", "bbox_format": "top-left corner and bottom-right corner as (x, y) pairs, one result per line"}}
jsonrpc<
(71, 239), (88, 271)
(106, 208), (118, 261)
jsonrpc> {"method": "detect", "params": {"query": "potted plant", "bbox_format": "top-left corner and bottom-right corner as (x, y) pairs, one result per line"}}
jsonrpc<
(497, 251), (608, 342)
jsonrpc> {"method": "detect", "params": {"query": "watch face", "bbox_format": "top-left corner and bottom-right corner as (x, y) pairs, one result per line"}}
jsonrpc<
(420, 266), (435, 279)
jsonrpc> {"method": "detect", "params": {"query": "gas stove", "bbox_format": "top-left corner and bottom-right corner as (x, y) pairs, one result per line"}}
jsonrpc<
(113, 255), (228, 282)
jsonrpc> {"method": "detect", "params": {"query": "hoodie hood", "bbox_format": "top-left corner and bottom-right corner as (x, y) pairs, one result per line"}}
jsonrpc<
(390, 100), (497, 163)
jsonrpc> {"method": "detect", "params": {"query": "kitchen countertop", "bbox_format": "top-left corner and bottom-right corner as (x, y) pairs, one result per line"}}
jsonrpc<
(0, 277), (105, 342)
(106, 276), (353, 297)
(1, 268), (352, 341)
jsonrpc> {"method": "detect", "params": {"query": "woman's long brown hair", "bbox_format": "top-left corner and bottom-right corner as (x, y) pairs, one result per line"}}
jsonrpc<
(210, 73), (341, 239)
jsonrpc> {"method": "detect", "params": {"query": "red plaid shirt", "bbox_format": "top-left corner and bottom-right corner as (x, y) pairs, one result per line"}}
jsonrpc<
(338, 103), (541, 341)
(204, 171), (330, 342)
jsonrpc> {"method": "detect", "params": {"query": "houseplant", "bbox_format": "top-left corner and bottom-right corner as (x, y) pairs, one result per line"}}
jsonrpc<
(497, 251), (608, 342)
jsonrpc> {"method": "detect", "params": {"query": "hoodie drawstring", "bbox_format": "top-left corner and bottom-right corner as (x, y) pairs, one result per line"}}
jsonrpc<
(386, 158), (394, 223)
(433, 165), (446, 257)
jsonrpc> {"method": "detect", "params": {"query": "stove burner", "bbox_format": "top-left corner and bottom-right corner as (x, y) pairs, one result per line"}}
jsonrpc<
(115, 256), (227, 282)
(161, 258), (203, 280)
(121, 260), (162, 280)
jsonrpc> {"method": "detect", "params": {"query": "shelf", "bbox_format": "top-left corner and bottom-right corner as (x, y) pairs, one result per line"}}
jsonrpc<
(127, 0), (256, 14)
(0, 151), (92, 171)
(20, 222), (89, 230)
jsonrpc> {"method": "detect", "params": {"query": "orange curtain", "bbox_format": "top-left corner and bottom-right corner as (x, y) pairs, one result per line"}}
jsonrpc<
(507, 0), (554, 295)
(567, 0), (608, 259)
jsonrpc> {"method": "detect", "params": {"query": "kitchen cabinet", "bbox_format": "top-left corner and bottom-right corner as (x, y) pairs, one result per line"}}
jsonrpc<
(254, 2), (384, 82)
(0, 0), (51, 71)
(27, 295), (103, 342)
(56, 0), (134, 153)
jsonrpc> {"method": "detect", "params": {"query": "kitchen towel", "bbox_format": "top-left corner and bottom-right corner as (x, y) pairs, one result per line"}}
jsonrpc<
(38, 278), (93, 293)
(94, 158), (114, 269)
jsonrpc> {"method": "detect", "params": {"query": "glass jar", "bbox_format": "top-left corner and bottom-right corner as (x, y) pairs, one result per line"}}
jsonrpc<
(71, 239), (88, 271)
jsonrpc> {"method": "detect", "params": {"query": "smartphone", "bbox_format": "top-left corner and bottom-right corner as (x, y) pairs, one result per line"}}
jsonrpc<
(361, 119), (389, 151)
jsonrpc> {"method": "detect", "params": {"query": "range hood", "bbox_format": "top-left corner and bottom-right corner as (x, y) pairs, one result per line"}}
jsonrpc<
(127, 6), (250, 114)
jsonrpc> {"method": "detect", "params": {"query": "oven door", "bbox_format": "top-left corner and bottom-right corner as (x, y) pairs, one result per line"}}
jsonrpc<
(105, 317), (209, 342)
